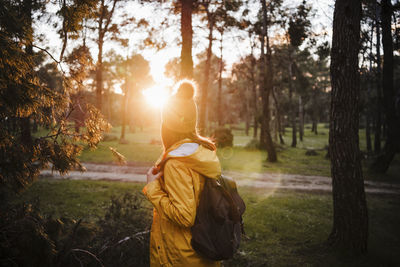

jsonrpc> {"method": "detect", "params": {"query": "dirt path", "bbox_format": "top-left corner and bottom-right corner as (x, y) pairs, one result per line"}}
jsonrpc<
(40, 163), (400, 195)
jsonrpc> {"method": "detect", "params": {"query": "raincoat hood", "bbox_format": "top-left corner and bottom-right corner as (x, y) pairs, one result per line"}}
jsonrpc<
(157, 139), (221, 179)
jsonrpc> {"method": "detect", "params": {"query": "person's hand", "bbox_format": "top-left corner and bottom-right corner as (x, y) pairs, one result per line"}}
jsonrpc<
(146, 166), (163, 184)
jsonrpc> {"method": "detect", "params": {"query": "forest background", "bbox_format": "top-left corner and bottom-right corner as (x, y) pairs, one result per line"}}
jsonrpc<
(1, 0), (400, 266)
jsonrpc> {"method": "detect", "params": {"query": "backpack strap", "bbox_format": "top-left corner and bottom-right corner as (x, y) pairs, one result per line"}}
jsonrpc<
(210, 177), (241, 223)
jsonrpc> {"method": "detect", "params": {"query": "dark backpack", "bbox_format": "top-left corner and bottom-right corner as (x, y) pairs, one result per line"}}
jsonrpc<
(191, 174), (246, 261)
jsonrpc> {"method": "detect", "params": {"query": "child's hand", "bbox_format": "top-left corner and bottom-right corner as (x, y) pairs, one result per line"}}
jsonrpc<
(146, 166), (163, 184)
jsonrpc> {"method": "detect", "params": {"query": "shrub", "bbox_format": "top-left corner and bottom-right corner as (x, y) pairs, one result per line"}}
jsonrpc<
(0, 192), (151, 267)
(94, 192), (151, 267)
(0, 200), (56, 267)
(213, 128), (234, 148)
(305, 149), (318, 156)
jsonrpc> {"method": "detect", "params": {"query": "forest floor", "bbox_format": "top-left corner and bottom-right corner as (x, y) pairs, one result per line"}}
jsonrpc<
(22, 174), (400, 267)
(28, 123), (400, 266)
(40, 162), (400, 195)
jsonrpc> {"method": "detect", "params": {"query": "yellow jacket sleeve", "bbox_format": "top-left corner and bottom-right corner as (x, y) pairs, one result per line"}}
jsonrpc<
(143, 160), (196, 228)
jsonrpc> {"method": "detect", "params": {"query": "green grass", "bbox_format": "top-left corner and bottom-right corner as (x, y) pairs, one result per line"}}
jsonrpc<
(79, 126), (163, 163)
(78, 124), (333, 176)
(218, 145), (331, 177)
(35, 123), (398, 180)
(13, 178), (150, 220)
(14, 178), (400, 266)
(231, 187), (400, 266)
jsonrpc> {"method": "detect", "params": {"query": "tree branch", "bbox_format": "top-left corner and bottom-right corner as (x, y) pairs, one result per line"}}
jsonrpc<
(98, 230), (150, 255)
(32, 44), (67, 76)
(32, 45), (60, 64)
(71, 249), (104, 267)
(103, 0), (119, 34)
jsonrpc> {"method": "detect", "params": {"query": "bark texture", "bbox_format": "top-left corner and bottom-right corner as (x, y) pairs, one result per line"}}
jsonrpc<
(329, 0), (368, 254)
(372, 0), (400, 173)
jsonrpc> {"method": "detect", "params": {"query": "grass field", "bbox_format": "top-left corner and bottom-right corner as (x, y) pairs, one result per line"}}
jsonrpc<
(15, 178), (400, 266)
(75, 123), (400, 180)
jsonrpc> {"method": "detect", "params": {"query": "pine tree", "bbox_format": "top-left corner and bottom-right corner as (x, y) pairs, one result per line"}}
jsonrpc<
(329, 0), (368, 254)
(0, 0), (110, 194)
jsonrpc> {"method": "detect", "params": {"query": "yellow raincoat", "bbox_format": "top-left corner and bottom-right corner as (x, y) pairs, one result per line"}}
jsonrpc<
(143, 139), (221, 267)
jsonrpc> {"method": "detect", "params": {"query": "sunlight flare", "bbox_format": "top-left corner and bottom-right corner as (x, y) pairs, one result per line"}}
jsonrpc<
(142, 85), (170, 108)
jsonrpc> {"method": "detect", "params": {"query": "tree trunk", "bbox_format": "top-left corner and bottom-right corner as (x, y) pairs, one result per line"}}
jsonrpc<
(245, 120), (250, 136)
(273, 111), (278, 142)
(250, 55), (258, 139)
(374, 2), (382, 154)
(96, 37), (104, 111)
(328, 0), (368, 254)
(366, 24), (374, 153)
(217, 30), (223, 127)
(253, 118), (258, 139)
(120, 87), (129, 142)
(272, 87), (284, 145)
(311, 88), (318, 135)
(366, 114), (372, 153)
(180, 0), (193, 79)
(299, 95), (304, 142)
(312, 120), (318, 134)
(259, 36), (266, 148)
(108, 89), (113, 121)
(372, 0), (400, 173)
(199, 11), (213, 134)
(261, 0), (277, 162)
(95, 0), (118, 112)
(288, 54), (297, 147)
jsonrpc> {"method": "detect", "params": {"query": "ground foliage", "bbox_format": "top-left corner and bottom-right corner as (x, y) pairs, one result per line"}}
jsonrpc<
(8, 179), (400, 267)
(0, 191), (151, 267)
(213, 127), (234, 148)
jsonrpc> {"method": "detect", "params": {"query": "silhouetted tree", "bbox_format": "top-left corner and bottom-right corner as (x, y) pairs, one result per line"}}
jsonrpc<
(92, 0), (128, 111)
(259, 0), (278, 162)
(372, 0), (400, 173)
(329, 0), (368, 254)
(197, 0), (241, 133)
(0, 0), (109, 194)
(180, 0), (194, 79)
(285, 0), (311, 147)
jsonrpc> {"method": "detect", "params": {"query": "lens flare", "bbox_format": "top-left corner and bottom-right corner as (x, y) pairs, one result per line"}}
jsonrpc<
(142, 85), (170, 108)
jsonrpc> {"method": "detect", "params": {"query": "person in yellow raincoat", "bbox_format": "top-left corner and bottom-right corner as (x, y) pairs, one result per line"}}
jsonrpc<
(143, 80), (221, 267)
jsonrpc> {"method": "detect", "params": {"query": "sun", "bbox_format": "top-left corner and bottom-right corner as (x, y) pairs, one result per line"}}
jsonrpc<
(142, 85), (170, 108)
(142, 51), (176, 108)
